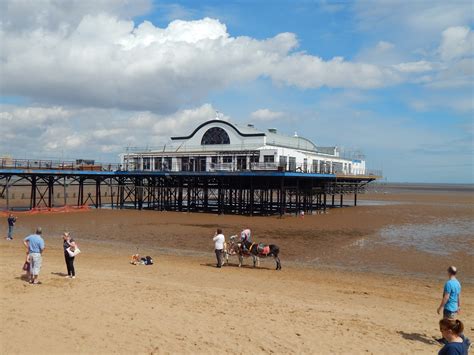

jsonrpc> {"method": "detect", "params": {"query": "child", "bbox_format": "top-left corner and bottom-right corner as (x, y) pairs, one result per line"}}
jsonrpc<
(22, 252), (30, 279)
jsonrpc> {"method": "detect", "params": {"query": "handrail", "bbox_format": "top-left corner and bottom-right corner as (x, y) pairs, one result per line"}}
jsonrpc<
(0, 157), (382, 177)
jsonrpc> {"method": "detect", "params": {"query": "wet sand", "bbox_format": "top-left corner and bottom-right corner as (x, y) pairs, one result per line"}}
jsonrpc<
(0, 186), (473, 354)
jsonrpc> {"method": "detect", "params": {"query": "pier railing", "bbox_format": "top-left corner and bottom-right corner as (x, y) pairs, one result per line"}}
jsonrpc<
(0, 158), (120, 172)
(0, 158), (382, 177)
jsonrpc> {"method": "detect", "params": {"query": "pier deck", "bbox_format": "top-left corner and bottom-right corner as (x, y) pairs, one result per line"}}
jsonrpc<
(0, 160), (379, 215)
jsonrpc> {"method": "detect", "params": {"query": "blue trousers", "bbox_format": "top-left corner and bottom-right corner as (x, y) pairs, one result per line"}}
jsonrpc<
(7, 225), (13, 239)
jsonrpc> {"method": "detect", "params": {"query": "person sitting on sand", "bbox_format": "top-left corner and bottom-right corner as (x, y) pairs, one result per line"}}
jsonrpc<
(438, 266), (461, 319)
(438, 318), (468, 355)
(130, 254), (140, 265)
(213, 229), (225, 268)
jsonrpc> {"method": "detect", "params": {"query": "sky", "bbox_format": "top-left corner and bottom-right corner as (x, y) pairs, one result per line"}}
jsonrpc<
(0, 0), (473, 183)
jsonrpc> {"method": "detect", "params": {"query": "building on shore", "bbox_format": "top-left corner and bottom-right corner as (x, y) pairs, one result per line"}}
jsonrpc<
(121, 119), (366, 175)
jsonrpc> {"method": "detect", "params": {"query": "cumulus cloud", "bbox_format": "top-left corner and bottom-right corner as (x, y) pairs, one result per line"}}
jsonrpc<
(438, 26), (474, 61)
(250, 109), (285, 122)
(0, 103), (221, 160)
(0, 7), (404, 113)
(0, 0), (152, 32)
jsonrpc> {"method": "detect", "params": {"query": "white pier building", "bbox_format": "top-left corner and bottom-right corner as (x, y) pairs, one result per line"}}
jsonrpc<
(121, 119), (366, 175)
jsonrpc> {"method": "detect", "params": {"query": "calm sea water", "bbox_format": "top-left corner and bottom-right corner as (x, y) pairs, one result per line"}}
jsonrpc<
(379, 218), (474, 256)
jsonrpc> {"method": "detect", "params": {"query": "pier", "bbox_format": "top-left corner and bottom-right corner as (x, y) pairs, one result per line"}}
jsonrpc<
(0, 158), (379, 216)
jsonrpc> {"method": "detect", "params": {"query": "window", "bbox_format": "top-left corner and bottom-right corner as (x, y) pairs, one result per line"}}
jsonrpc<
(312, 160), (318, 173)
(288, 157), (296, 171)
(181, 157), (190, 171)
(143, 157), (151, 170)
(333, 162), (343, 173)
(264, 155), (274, 163)
(279, 156), (287, 169)
(237, 156), (247, 170)
(154, 157), (162, 170)
(250, 156), (259, 163)
(201, 127), (230, 145)
(211, 156), (218, 164)
(163, 157), (172, 170)
(223, 156), (233, 163)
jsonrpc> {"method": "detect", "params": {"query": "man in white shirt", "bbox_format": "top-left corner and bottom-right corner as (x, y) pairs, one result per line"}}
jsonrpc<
(213, 228), (225, 268)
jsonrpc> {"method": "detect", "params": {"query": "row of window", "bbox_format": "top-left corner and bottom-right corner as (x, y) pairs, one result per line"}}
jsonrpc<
(129, 155), (353, 173)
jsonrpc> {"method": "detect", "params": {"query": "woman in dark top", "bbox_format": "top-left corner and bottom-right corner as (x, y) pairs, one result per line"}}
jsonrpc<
(63, 232), (77, 279)
(439, 318), (468, 355)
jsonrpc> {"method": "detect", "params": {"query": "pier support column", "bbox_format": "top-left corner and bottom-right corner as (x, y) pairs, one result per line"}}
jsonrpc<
(95, 178), (102, 208)
(249, 177), (254, 216)
(340, 194), (343, 207)
(30, 176), (37, 209)
(48, 176), (54, 208)
(354, 191), (357, 206)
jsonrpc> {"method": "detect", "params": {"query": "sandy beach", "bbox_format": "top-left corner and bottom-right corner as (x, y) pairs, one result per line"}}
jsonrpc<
(0, 186), (473, 354)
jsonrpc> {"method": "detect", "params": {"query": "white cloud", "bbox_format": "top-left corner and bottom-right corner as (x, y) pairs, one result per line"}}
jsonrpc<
(354, 1), (473, 44)
(410, 96), (474, 114)
(0, 8), (405, 114)
(393, 61), (434, 73)
(0, 0), (152, 32)
(438, 26), (474, 61)
(0, 103), (221, 160)
(250, 109), (285, 122)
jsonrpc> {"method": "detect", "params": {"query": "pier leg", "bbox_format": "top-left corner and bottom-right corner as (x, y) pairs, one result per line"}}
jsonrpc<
(340, 194), (343, 207)
(249, 177), (254, 216)
(354, 191), (357, 206)
(30, 176), (37, 209)
(48, 176), (54, 208)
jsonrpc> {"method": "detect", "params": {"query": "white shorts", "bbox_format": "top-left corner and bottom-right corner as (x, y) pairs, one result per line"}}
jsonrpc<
(29, 253), (42, 276)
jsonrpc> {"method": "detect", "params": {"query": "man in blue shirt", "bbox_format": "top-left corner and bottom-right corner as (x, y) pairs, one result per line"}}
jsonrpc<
(437, 266), (462, 318)
(23, 227), (45, 285)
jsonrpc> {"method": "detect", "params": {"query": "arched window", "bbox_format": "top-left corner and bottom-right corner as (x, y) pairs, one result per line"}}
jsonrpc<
(201, 127), (230, 145)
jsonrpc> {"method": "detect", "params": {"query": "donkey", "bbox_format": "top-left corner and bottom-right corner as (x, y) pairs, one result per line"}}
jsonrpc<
(240, 240), (282, 270)
(224, 236), (258, 267)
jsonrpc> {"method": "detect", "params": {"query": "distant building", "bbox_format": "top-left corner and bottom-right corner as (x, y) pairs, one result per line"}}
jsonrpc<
(121, 119), (366, 175)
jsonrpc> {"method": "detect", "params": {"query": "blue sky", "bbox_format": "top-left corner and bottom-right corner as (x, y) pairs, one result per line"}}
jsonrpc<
(0, 0), (472, 183)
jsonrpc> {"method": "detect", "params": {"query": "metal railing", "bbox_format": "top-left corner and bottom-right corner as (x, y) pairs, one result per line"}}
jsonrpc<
(0, 158), (382, 177)
(0, 158), (120, 172)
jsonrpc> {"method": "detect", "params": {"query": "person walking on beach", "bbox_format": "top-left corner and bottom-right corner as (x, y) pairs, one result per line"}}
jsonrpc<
(213, 228), (225, 268)
(438, 318), (468, 355)
(23, 227), (45, 285)
(437, 266), (462, 319)
(63, 232), (77, 278)
(6, 213), (17, 240)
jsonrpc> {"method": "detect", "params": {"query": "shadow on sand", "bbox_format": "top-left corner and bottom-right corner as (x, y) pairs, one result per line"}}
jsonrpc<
(15, 274), (30, 283)
(51, 272), (68, 277)
(200, 263), (272, 271)
(397, 331), (439, 346)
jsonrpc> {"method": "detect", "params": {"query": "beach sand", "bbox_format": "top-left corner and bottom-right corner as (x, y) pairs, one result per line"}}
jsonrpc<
(0, 187), (473, 354)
